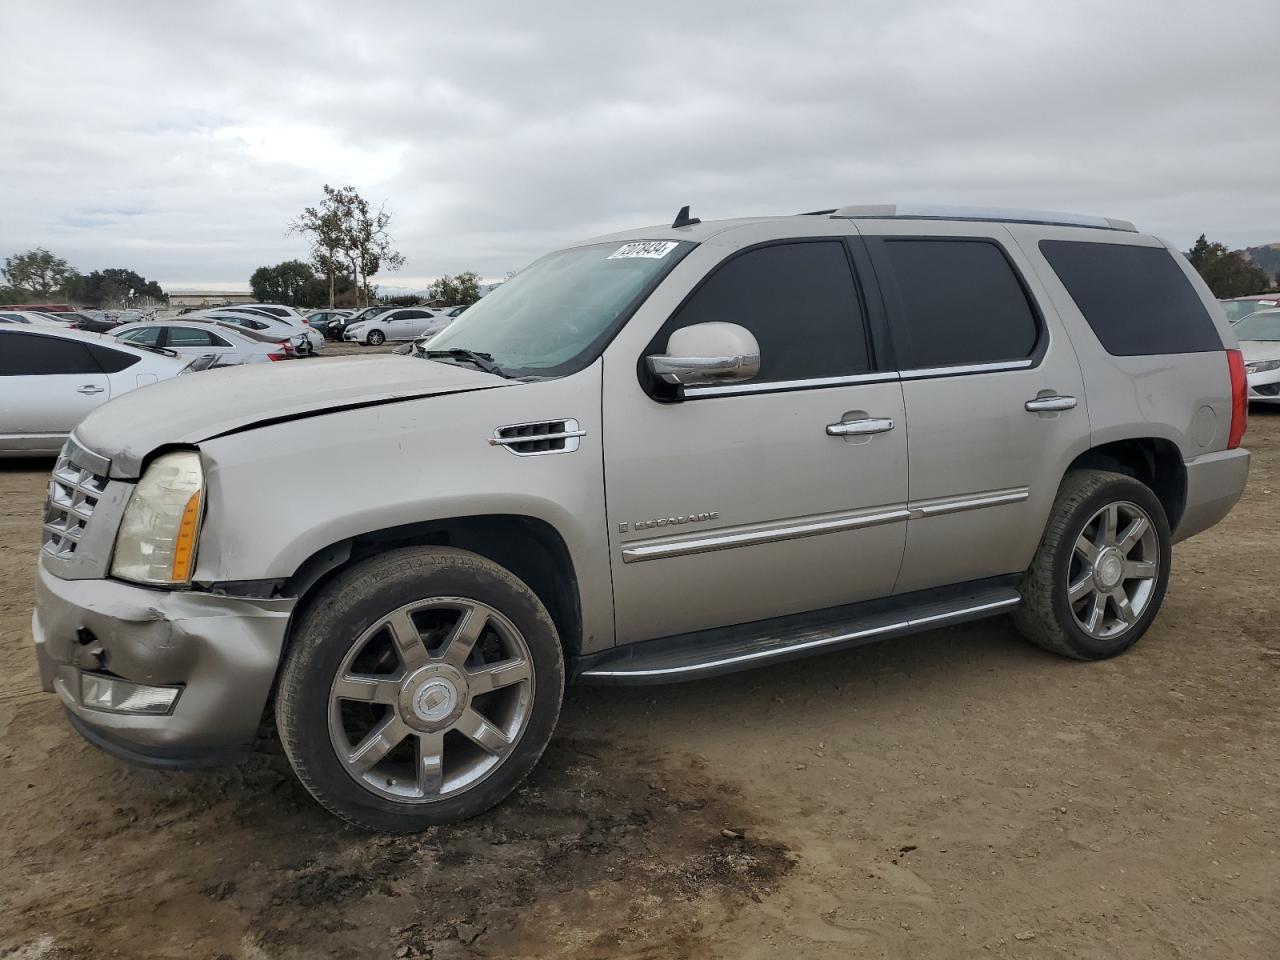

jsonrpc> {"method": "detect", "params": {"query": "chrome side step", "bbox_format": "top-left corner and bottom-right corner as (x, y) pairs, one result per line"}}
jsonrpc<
(575, 578), (1021, 685)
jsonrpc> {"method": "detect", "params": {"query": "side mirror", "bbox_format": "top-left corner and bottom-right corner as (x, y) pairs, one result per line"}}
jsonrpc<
(647, 322), (761, 387)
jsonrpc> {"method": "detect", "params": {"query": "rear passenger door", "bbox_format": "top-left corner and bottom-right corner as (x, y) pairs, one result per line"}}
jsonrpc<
(862, 226), (1088, 594)
(0, 332), (110, 451)
(385, 309), (430, 340)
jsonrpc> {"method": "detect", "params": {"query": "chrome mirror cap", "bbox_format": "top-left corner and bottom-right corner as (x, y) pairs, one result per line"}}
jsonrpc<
(647, 322), (761, 387)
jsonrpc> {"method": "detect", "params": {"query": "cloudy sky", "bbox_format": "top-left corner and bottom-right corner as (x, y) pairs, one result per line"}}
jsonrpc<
(1, 1), (1277, 291)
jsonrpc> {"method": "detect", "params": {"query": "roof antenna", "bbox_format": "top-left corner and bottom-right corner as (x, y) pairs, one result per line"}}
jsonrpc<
(671, 205), (701, 229)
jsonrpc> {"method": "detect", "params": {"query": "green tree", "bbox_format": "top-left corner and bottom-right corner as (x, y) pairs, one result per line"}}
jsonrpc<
(428, 271), (482, 306)
(66, 268), (165, 307)
(250, 260), (316, 306)
(2, 247), (76, 297)
(1185, 235), (1271, 298)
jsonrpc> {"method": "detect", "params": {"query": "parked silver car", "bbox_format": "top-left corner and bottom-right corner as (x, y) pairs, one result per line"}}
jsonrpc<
(343, 307), (446, 345)
(0, 325), (189, 456)
(31, 204), (1249, 831)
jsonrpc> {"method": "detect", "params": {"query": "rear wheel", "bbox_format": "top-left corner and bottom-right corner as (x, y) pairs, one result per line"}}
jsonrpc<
(367, 329), (386, 346)
(276, 547), (565, 831)
(1013, 470), (1171, 660)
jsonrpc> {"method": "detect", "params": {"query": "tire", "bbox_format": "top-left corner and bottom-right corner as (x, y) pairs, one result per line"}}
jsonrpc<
(367, 329), (386, 346)
(1013, 469), (1171, 660)
(275, 547), (565, 832)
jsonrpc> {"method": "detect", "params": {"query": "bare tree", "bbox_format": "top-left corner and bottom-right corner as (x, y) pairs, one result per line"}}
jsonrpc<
(345, 193), (405, 306)
(291, 185), (405, 308)
(290, 184), (356, 308)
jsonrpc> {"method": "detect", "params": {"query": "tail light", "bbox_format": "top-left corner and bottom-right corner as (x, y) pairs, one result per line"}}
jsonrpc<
(1227, 349), (1247, 449)
(268, 340), (296, 362)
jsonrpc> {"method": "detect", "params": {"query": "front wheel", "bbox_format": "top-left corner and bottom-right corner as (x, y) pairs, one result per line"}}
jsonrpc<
(366, 329), (386, 346)
(275, 547), (565, 831)
(1013, 470), (1171, 660)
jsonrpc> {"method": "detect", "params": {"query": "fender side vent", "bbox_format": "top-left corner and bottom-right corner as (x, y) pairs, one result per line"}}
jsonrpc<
(489, 418), (585, 456)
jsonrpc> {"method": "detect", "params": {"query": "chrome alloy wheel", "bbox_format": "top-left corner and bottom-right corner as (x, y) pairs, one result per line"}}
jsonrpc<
(327, 598), (535, 803)
(1067, 501), (1159, 640)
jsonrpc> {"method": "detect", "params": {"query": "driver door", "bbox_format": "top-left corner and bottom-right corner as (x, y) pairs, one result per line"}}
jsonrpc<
(602, 232), (909, 644)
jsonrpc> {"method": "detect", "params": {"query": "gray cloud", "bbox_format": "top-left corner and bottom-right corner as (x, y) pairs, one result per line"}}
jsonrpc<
(1, 0), (1277, 289)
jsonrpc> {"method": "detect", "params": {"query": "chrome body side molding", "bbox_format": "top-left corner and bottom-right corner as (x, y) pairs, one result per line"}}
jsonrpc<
(619, 487), (1030, 563)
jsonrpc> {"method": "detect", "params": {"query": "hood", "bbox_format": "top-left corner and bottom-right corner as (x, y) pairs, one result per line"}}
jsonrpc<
(1239, 340), (1280, 365)
(75, 355), (509, 477)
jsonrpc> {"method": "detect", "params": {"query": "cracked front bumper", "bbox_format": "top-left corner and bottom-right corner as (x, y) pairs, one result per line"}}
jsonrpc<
(32, 560), (295, 768)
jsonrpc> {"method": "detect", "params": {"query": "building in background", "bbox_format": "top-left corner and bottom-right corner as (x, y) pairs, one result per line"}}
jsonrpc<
(167, 290), (255, 309)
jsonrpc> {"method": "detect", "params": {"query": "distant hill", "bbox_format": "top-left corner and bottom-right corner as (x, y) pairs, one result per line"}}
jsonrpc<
(1246, 242), (1280, 280)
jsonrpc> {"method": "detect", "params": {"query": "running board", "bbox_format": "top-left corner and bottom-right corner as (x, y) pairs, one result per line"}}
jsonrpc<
(575, 578), (1021, 685)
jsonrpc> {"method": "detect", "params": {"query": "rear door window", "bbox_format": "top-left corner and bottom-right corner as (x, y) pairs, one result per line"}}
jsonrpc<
(872, 238), (1040, 369)
(0, 333), (102, 376)
(167, 326), (229, 347)
(117, 326), (161, 346)
(1039, 240), (1222, 355)
(655, 240), (872, 384)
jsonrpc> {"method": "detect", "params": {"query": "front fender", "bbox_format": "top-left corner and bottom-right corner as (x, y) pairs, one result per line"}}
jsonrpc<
(193, 364), (614, 648)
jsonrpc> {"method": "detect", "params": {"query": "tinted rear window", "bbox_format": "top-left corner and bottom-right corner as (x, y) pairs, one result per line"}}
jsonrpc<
(878, 238), (1040, 368)
(1039, 240), (1222, 356)
(0, 332), (102, 376)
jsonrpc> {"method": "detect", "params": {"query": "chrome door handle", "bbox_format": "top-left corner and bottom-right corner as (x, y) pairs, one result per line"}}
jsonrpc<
(1025, 395), (1076, 413)
(77, 385), (105, 395)
(827, 417), (894, 437)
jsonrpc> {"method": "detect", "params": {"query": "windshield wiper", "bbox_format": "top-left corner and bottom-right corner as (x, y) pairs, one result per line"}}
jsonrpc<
(424, 348), (505, 377)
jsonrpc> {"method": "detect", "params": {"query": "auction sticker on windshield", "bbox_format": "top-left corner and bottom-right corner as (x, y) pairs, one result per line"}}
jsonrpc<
(608, 241), (679, 260)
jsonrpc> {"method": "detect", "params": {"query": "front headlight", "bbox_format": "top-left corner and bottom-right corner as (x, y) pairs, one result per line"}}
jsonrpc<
(111, 450), (205, 586)
(1245, 359), (1280, 374)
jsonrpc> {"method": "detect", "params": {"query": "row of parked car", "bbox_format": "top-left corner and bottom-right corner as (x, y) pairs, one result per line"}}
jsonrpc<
(0, 297), (474, 456)
(299, 303), (468, 344)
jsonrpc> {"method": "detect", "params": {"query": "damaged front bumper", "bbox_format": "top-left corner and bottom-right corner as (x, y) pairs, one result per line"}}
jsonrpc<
(32, 560), (294, 768)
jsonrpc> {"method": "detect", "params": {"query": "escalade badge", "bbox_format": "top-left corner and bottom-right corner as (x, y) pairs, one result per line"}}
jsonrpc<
(619, 511), (719, 534)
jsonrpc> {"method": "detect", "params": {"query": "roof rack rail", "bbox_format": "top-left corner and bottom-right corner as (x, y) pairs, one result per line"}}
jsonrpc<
(828, 204), (1137, 233)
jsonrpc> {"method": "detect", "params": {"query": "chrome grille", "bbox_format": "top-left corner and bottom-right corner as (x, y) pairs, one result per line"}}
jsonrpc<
(43, 444), (109, 559)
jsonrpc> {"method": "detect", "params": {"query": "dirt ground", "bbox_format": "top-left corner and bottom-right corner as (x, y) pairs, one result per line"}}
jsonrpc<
(1, 398), (1277, 960)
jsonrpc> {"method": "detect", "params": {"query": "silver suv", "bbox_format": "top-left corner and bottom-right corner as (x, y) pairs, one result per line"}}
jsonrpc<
(31, 204), (1250, 831)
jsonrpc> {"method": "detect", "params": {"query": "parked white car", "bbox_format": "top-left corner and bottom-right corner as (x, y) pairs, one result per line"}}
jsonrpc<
(0, 310), (72, 327)
(112, 320), (295, 366)
(189, 311), (312, 354)
(242, 303), (324, 353)
(195, 308), (323, 353)
(1235, 309), (1280, 403)
(343, 307), (445, 345)
(0, 325), (189, 457)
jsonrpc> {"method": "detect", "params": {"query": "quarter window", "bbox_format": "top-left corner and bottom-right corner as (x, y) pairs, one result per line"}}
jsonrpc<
(87, 344), (141, 373)
(878, 238), (1040, 369)
(0, 333), (101, 376)
(659, 240), (871, 384)
(1039, 240), (1222, 356)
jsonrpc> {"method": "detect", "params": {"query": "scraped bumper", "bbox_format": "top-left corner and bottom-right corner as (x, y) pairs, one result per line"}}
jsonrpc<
(32, 561), (294, 768)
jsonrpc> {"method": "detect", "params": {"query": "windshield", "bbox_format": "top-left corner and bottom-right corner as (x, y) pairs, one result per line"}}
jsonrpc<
(1234, 311), (1280, 341)
(426, 240), (691, 377)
